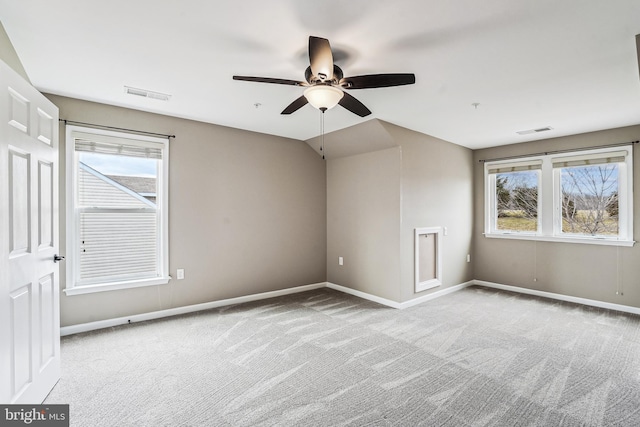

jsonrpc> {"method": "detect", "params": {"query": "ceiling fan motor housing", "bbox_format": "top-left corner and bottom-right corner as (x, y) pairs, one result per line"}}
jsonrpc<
(305, 65), (344, 85)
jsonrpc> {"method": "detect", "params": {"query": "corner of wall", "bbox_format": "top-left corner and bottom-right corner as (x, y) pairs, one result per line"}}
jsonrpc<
(390, 125), (475, 303)
(0, 21), (30, 84)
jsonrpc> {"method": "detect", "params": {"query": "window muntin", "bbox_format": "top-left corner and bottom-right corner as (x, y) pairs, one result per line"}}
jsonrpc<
(485, 146), (633, 246)
(66, 126), (170, 294)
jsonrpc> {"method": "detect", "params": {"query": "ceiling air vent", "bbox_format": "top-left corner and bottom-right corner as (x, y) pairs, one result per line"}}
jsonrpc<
(516, 126), (553, 135)
(124, 86), (171, 101)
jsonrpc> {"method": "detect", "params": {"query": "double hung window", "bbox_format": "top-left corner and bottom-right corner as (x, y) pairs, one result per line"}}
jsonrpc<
(485, 146), (633, 246)
(65, 126), (170, 295)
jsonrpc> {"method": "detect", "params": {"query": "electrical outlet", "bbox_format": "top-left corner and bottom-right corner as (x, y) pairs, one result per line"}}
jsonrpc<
(466, 254), (471, 263)
(177, 269), (185, 280)
(338, 257), (344, 266)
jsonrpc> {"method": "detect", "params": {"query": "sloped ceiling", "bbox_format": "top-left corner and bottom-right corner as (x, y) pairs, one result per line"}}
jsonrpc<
(306, 119), (396, 160)
(0, 0), (639, 149)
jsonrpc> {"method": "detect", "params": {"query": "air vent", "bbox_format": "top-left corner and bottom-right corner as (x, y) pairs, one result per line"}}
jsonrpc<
(124, 86), (171, 101)
(516, 126), (553, 135)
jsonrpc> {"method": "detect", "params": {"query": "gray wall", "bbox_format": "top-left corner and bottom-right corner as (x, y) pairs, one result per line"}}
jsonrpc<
(327, 147), (403, 301)
(473, 125), (640, 308)
(49, 95), (327, 327)
(387, 123), (474, 302)
(0, 21), (29, 82)
(326, 120), (474, 303)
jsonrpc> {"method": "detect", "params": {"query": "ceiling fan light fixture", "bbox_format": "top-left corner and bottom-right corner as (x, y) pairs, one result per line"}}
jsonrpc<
(303, 85), (344, 111)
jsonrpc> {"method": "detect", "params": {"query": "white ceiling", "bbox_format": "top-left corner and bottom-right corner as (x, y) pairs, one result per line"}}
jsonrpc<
(1, 0), (639, 149)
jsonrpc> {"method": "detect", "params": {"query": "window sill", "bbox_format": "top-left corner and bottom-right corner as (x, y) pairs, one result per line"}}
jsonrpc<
(484, 233), (635, 247)
(64, 276), (171, 296)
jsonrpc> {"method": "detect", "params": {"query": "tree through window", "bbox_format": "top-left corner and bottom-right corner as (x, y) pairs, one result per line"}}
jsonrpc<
(560, 164), (619, 236)
(495, 171), (539, 232)
(484, 146), (633, 246)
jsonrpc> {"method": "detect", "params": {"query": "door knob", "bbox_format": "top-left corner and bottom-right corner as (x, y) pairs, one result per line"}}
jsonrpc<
(53, 254), (65, 263)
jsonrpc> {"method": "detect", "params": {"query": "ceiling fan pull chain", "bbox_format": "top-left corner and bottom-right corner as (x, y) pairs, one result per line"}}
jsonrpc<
(321, 110), (325, 160)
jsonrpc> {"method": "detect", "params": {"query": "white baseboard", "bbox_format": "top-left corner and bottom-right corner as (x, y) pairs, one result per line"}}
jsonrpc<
(62, 278), (640, 337)
(473, 280), (640, 316)
(326, 282), (403, 309)
(326, 281), (475, 310)
(398, 281), (475, 309)
(61, 280), (474, 336)
(60, 282), (326, 336)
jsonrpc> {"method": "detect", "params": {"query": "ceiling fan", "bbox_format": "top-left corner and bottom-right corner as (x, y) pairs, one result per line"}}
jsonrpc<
(233, 36), (416, 117)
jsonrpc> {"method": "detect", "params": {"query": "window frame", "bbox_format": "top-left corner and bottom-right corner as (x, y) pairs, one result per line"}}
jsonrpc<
(484, 146), (634, 247)
(65, 125), (170, 295)
(485, 161), (542, 236)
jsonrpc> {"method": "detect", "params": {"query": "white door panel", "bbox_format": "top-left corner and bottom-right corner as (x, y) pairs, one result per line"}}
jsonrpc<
(1, 59), (60, 404)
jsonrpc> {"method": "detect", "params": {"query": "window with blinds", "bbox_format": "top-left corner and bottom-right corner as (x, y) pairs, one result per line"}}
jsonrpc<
(484, 146), (634, 246)
(65, 125), (170, 294)
(552, 150), (628, 239)
(486, 160), (541, 234)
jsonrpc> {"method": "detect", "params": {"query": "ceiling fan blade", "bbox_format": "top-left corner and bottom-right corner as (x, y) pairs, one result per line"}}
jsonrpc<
(281, 95), (309, 115)
(340, 73), (416, 89)
(308, 36), (334, 82)
(233, 75), (306, 86)
(338, 92), (371, 117)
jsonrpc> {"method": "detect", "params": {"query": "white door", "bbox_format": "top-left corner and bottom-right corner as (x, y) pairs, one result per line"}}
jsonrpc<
(0, 59), (61, 403)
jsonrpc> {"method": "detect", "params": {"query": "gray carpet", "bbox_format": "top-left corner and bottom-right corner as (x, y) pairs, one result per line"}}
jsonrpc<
(45, 286), (640, 426)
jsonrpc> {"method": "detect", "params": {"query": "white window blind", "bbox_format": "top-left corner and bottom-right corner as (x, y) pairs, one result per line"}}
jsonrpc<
(551, 150), (628, 168)
(75, 132), (163, 159)
(486, 160), (542, 174)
